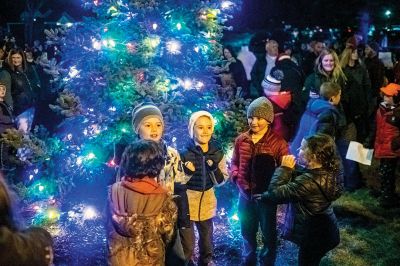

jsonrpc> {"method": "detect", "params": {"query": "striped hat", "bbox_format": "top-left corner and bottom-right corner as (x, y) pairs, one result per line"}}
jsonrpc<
(131, 102), (164, 133)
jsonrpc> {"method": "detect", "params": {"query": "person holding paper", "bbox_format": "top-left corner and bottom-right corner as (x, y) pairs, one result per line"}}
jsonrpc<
(372, 83), (400, 208)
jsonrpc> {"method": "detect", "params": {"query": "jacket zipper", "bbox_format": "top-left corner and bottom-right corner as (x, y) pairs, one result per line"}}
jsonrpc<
(198, 154), (206, 221)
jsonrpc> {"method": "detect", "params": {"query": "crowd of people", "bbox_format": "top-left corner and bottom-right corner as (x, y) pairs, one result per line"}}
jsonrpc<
(1, 32), (400, 266)
(220, 35), (400, 208)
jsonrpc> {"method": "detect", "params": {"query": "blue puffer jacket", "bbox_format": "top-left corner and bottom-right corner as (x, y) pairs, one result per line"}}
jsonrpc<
(290, 99), (342, 154)
(180, 141), (226, 192)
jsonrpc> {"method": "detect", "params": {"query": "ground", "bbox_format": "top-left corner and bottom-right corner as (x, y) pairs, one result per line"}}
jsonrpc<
(41, 159), (400, 265)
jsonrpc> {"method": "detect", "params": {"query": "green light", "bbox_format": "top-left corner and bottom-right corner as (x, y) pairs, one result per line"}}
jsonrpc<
(86, 152), (96, 160)
(385, 10), (392, 17)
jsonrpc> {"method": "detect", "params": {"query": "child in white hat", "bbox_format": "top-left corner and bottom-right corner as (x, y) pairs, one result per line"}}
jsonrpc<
(180, 110), (228, 265)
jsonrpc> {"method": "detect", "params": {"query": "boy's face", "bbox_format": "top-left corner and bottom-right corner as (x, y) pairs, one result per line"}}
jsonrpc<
(138, 117), (163, 142)
(248, 116), (269, 133)
(193, 116), (213, 145)
(0, 85), (5, 99)
(265, 40), (279, 57)
(383, 94), (394, 105)
(330, 90), (341, 105)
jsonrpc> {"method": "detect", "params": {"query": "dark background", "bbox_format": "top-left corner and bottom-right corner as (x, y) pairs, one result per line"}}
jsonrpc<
(1, 0), (399, 30)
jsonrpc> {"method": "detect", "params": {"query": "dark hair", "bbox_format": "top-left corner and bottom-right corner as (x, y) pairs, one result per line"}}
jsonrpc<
(319, 82), (341, 100)
(223, 45), (237, 58)
(120, 139), (164, 178)
(304, 133), (341, 172)
(6, 48), (27, 72)
(0, 174), (17, 230)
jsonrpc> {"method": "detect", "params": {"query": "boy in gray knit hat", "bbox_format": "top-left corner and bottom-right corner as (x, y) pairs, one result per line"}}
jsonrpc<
(230, 96), (289, 265)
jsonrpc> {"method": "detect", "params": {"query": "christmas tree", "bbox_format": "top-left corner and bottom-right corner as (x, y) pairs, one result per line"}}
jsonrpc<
(3, 0), (247, 264)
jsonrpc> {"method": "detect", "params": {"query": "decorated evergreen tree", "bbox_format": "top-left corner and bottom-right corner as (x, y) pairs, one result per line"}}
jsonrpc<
(2, 0), (247, 264)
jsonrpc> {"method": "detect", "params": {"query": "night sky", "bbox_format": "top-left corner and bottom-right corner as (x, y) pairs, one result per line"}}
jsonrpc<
(0, 0), (399, 30)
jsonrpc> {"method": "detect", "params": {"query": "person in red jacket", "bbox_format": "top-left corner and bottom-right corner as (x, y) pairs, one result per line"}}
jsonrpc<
(373, 83), (400, 208)
(230, 97), (289, 266)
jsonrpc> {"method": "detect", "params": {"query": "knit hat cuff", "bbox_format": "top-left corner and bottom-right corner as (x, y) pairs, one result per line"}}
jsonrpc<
(188, 111), (215, 139)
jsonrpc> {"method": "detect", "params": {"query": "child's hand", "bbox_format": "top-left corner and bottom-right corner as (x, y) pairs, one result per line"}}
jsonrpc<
(206, 159), (218, 171)
(281, 155), (296, 169)
(185, 161), (195, 172)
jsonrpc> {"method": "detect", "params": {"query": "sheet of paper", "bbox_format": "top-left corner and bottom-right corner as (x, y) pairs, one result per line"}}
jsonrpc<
(379, 52), (394, 68)
(345, 141), (374, 166)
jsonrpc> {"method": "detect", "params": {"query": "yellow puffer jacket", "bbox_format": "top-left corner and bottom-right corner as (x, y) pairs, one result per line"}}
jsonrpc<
(186, 187), (217, 221)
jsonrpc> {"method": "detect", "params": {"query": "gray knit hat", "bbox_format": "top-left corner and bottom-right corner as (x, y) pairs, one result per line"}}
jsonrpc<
(131, 103), (164, 133)
(247, 96), (274, 123)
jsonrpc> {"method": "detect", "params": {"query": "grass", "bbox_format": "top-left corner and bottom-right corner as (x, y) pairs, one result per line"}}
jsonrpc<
(322, 189), (400, 266)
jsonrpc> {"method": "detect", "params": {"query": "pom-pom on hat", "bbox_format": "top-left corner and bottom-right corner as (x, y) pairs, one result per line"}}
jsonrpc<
(132, 102), (164, 133)
(188, 111), (215, 139)
(262, 67), (284, 95)
(380, 83), (400, 97)
(247, 96), (274, 123)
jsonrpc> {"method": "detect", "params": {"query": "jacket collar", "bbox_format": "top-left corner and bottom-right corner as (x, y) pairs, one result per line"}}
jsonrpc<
(186, 140), (219, 155)
(122, 176), (166, 194)
(242, 128), (272, 143)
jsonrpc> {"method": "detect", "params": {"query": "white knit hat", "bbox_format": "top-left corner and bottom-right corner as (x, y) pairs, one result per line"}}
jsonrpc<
(188, 111), (215, 139)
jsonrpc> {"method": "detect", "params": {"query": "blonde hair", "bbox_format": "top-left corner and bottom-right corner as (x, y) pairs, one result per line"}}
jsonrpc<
(339, 47), (361, 68)
(316, 49), (347, 83)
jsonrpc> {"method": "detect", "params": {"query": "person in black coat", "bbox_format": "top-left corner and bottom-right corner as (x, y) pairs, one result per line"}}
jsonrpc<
(6, 48), (40, 133)
(256, 133), (343, 266)
(212, 45), (249, 99)
(0, 174), (53, 266)
(275, 54), (305, 137)
(0, 82), (15, 134)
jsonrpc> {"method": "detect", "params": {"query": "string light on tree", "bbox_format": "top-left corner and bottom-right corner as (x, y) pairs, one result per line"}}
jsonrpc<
(68, 66), (80, 78)
(195, 81), (204, 89)
(126, 42), (137, 53)
(221, 1), (234, 10)
(182, 79), (193, 90)
(166, 39), (182, 54)
(91, 38), (102, 50)
(82, 206), (99, 220)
